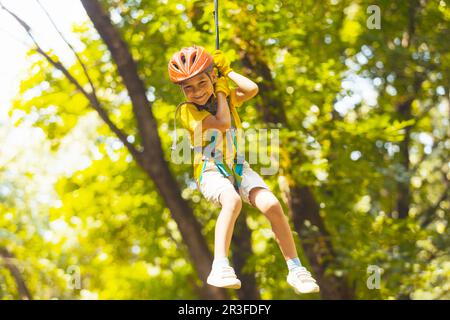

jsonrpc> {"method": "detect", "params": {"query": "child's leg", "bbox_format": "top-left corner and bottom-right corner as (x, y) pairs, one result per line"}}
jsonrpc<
(249, 187), (320, 293)
(249, 187), (298, 260)
(198, 163), (243, 260)
(215, 186), (242, 258)
(206, 185), (243, 289)
(199, 164), (242, 289)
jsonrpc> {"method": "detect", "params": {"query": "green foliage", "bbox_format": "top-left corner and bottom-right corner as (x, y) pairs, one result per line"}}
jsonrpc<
(1, 0), (448, 299)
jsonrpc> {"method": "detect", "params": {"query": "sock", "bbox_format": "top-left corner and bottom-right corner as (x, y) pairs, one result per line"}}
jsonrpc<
(212, 257), (230, 270)
(286, 257), (302, 272)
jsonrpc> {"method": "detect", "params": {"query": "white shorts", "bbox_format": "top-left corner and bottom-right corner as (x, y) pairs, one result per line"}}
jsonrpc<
(198, 160), (270, 207)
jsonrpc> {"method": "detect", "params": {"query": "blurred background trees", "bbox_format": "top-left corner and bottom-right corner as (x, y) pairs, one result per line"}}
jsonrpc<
(0, 0), (448, 299)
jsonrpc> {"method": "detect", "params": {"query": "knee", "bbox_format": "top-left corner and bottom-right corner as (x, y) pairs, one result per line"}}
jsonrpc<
(228, 194), (243, 213)
(221, 192), (242, 214)
(261, 196), (283, 217)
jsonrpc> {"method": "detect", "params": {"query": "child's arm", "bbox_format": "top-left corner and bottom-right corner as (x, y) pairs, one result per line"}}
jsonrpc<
(202, 78), (231, 133)
(227, 71), (259, 105)
(213, 50), (258, 106)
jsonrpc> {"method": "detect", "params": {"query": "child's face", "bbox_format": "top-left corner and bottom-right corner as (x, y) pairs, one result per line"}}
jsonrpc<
(181, 71), (216, 105)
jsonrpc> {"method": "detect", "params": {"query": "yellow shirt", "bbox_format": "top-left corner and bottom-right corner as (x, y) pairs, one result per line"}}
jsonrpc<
(178, 88), (243, 182)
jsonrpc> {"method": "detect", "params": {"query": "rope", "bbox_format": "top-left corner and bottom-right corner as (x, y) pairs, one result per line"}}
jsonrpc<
(214, 0), (220, 50)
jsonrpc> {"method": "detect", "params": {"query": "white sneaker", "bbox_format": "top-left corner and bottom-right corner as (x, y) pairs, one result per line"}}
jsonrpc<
(287, 267), (320, 294)
(207, 266), (241, 289)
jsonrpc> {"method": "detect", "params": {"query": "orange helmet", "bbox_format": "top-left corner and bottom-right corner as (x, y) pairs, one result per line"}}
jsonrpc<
(168, 45), (214, 84)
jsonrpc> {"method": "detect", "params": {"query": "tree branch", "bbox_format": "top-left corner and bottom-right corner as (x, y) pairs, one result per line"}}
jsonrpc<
(420, 176), (449, 228)
(0, 247), (32, 300)
(35, 0), (97, 98)
(80, 0), (162, 165)
(1, 3), (143, 165)
(411, 134), (449, 172)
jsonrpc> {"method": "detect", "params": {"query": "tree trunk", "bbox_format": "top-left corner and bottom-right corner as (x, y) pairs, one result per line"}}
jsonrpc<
(236, 46), (355, 299)
(238, 49), (288, 125)
(396, 99), (413, 219)
(80, 0), (227, 299)
(288, 185), (354, 299)
(0, 248), (32, 300)
(231, 211), (261, 300)
(395, 0), (421, 219)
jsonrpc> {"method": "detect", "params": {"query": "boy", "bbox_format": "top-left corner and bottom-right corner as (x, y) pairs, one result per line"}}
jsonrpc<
(168, 45), (319, 294)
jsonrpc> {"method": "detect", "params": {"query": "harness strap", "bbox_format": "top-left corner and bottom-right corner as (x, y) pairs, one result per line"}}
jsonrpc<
(171, 100), (244, 191)
(198, 130), (243, 191)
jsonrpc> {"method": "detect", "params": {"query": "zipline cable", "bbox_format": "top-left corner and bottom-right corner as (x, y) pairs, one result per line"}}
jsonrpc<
(214, 0), (220, 50)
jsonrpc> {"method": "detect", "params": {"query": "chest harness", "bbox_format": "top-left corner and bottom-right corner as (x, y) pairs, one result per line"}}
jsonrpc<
(171, 95), (244, 191)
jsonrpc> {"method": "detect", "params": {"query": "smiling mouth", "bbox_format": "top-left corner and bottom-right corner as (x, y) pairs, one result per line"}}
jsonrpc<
(195, 94), (207, 100)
